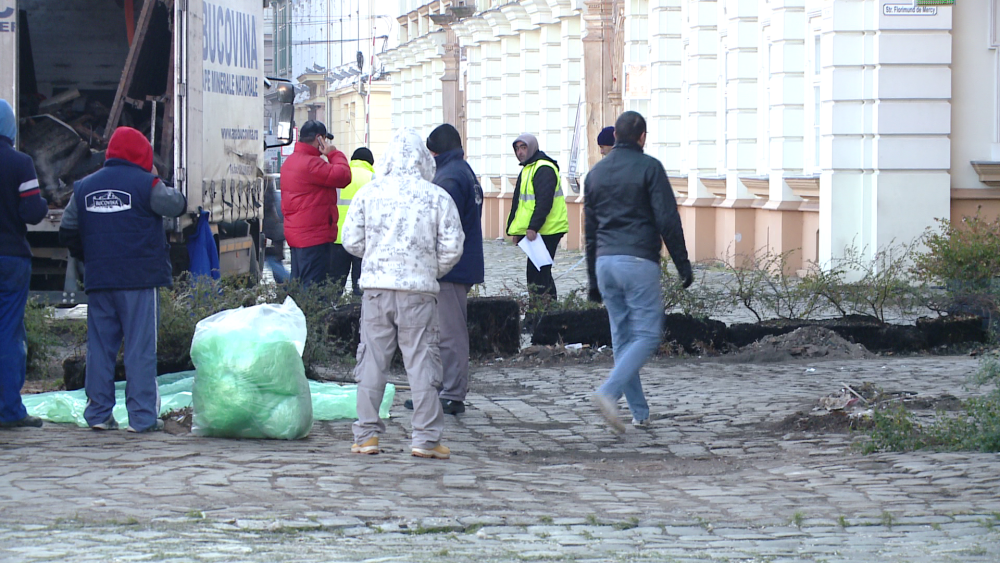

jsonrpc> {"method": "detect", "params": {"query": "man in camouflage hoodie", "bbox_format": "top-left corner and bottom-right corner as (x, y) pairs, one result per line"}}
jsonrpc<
(342, 128), (464, 460)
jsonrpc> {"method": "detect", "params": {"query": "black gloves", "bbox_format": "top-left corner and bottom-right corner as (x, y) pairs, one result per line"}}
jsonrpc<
(677, 260), (694, 289)
(588, 286), (602, 304)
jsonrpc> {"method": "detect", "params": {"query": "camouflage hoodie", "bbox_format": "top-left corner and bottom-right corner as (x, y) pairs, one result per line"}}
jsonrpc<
(341, 128), (464, 294)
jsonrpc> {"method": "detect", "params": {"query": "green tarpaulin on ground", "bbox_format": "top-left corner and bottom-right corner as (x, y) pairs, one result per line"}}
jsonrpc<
(22, 371), (394, 430)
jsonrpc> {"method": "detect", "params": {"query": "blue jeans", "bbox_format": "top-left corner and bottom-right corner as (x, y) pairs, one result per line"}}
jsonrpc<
(265, 255), (290, 284)
(595, 254), (663, 422)
(0, 256), (30, 423)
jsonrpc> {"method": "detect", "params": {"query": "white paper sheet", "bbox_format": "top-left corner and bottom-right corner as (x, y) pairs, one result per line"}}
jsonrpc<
(517, 236), (554, 271)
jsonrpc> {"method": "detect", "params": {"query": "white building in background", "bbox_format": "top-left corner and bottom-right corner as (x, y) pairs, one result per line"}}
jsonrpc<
(267, 0), (398, 161)
(271, 0), (397, 81)
(380, 0), (1000, 274)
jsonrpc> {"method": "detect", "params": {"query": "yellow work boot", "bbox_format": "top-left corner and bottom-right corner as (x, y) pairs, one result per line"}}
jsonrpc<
(411, 443), (450, 460)
(351, 436), (380, 455)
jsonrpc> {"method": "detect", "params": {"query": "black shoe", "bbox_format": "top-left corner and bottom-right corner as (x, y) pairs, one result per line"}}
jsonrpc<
(0, 415), (43, 428)
(441, 400), (465, 415)
(403, 398), (465, 415)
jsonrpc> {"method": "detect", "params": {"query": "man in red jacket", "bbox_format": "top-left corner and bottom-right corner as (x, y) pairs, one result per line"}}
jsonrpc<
(279, 120), (352, 285)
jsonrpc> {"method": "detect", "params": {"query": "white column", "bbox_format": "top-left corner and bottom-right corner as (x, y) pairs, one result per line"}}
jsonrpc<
(499, 23), (522, 174)
(414, 35), (443, 132)
(519, 30), (543, 140)
(560, 15), (583, 173)
(540, 22), (564, 160)
(624, 1), (651, 116)
(401, 48), (418, 129)
(767, 0), (806, 203)
(819, 0), (870, 266)
(460, 17), (493, 177)
(381, 50), (404, 131)
(686, 0), (720, 198)
(649, 0), (684, 173)
(723, 0), (758, 200)
(870, 2), (952, 252)
(480, 36), (504, 177)
(463, 39), (484, 174)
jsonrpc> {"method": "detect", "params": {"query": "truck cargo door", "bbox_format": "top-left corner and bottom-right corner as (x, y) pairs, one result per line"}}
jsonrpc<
(179, 0), (264, 224)
(0, 0), (17, 121)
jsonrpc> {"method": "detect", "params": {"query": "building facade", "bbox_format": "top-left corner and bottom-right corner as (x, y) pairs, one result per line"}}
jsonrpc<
(381, 0), (1000, 273)
(268, 0), (397, 163)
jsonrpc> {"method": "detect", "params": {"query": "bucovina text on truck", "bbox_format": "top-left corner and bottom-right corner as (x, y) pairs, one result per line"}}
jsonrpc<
(202, 2), (258, 97)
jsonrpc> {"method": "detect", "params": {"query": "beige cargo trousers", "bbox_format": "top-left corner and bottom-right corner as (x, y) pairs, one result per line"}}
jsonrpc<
(352, 289), (445, 450)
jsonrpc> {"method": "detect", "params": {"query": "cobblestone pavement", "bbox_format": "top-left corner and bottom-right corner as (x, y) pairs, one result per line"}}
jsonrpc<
(3, 356), (1000, 561)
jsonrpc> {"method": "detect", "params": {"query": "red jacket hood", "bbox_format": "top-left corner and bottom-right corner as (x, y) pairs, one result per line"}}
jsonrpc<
(106, 127), (154, 172)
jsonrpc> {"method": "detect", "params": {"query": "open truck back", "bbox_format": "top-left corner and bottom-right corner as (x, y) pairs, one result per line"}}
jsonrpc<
(0, 0), (291, 303)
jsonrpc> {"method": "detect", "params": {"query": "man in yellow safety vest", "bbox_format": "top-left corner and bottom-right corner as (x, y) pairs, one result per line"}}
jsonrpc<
(332, 147), (375, 296)
(505, 133), (569, 299)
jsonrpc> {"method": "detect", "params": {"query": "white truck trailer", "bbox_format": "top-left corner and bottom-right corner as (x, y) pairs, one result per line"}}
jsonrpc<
(0, 0), (293, 303)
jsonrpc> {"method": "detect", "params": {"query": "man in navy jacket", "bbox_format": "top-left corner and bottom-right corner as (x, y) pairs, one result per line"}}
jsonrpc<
(408, 123), (484, 415)
(60, 127), (186, 433)
(0, 99), (48, 429)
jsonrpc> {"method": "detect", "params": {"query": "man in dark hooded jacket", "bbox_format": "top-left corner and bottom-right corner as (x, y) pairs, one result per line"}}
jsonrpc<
(59, 127), (186, 433)
(505, 133), (568, 299)
(0, 99), (48, 429)
(401, 124), (483, 415)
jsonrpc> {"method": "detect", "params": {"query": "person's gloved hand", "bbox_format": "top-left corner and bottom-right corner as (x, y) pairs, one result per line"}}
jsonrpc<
(677, 261), (694, 289)
(588, 286), (602, 304)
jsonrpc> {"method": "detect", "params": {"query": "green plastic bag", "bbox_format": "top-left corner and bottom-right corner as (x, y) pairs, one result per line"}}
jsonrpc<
(23, 373), (393, 428)
(190, 297), (313, 439)
(22, 371), (194, 428)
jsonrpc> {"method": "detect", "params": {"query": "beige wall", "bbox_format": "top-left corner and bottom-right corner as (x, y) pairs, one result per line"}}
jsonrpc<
(327, 82), (393, 164)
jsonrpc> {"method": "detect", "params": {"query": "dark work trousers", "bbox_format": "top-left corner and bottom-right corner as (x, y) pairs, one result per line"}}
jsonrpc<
(0, 256), (31, 424)
(437, 282), (471, 402)
(84, 288), (161, 431)
(525, 233), (563, 299)
(290, 242), (335, 286)
(331, 243), (363, 295)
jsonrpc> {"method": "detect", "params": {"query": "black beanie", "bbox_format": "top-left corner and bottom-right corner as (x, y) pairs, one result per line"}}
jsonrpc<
(426, 123), (463, 154)
(351, 147), (374, 165)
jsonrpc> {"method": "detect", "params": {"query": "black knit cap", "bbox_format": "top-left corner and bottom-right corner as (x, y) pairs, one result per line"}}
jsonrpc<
(597, 126), (615, 147)
(426, 123), (463, 154)
(351, 147), (374, 165)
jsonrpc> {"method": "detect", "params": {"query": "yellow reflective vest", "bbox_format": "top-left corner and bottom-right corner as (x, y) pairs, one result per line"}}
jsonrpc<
(336, 159), (374, 244)
(507, 159), (569, 236)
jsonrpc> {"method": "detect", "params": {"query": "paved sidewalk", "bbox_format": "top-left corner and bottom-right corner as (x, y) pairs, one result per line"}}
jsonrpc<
(2, 356), (999, 561)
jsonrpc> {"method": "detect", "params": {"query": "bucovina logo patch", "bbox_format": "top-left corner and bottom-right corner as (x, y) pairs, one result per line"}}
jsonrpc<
(85, 190), (132, 213)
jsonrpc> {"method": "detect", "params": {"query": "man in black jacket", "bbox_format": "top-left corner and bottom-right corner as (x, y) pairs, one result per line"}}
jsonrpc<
(506, 133), (569, 299)
(263, 176), (289, 283)
(584, 111), (693, 432)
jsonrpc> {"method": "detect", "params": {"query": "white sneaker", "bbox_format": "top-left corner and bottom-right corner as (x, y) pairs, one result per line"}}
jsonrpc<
(592, 394), (626, 433)
(632, 418), (650, 428)
(126, 420), (164, 433)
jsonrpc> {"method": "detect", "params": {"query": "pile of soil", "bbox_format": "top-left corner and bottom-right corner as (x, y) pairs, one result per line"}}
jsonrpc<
(494, 343), (614, 367)
(735, 326), (874, 361)
(771, 381), (966, 436)
(773, 409), (864, 433)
